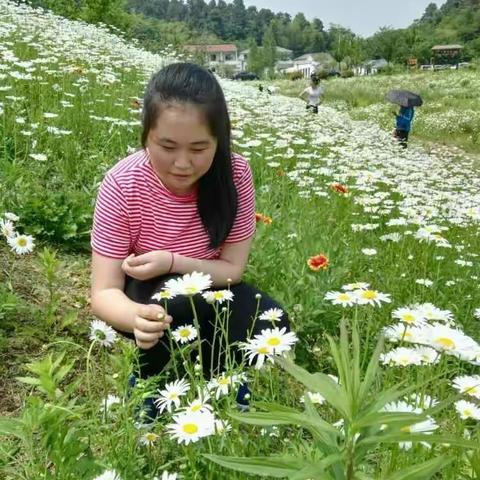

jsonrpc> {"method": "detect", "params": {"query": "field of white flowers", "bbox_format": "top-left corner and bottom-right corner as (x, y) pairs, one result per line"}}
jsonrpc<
(1, 2), (480, 479)
(274, 69), (480, 155)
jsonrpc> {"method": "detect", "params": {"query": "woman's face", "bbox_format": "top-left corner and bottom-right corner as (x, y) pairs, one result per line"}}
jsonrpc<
(146, 103), (218, 195)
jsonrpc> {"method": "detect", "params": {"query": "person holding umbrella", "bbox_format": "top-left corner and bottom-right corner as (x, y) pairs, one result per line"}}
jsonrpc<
(386, 90), (423, 148)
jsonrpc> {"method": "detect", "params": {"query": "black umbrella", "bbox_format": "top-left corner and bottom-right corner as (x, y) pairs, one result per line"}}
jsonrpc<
(386, 90), (423, 107)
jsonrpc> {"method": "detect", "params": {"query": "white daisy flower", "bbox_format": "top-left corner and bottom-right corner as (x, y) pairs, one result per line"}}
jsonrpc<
(361, 248), (377, 256)
(324, 290), (357, 307)
(207, 373), (245, 399)
(151, 289), (176, 301)
(214, 419), (232, 434)
(300, 391), (325, 405)
(253, 327), (298, 355)
(156, 472), (178, 480)
(380, 347), (423, 367)
(93, 470), (121, 480)
(89, 319), (117, 347)
(139, 431), (159, 446)
(353, 289), (391, 307)
(452, 375), (480, 399)
(455, 400), (480, 420)
(425, 323), (477, 354)
(242, 342), (274, 369)
(392, 307), (427, 326)
(171, 324), (198, 344)
(474, 308), (480, 320)
(415, 278), (433, 287)
(100, 394), (121, 411)
(155, 379), (190, 413)
(342, 282), (370, 291)
(166, 410), (216, 445)
(7, 233), (35, 254)
(165, 271), (212, 296)
(4, 212), (19, 222)
(183, 395), (213, 415)
(259, 308), (284, 322)
(0, 218), (15, 238)
(202, 290), (234, 304)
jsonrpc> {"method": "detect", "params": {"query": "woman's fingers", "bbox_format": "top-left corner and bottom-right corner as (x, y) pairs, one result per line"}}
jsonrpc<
(136, 338), (159, 350)
(134, 315), (172, 333)
(133, 328), (164, 343)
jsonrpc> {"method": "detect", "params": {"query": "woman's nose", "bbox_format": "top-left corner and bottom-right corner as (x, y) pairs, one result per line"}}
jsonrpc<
(174, 151), (191, 169)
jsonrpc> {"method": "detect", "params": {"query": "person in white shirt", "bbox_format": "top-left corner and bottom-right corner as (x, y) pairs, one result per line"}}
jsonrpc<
(299, 74), (324, 114)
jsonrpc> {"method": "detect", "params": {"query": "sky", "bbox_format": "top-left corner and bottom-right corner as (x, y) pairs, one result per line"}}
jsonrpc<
(240, 0), (447, 37)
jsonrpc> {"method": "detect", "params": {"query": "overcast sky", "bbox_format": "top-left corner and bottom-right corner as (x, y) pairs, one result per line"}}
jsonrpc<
(239, 0), (446, 37)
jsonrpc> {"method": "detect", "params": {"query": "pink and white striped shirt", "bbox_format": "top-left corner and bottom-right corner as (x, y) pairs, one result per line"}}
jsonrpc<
(91, 150), (256, 259)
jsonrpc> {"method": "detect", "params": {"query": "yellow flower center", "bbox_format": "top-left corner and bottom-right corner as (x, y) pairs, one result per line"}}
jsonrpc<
(145, 433), (157, 441)
(168, 393), (179, 400)
(179, 328), (190, 338)
(463, 409), (473, 418)
(402, 314), (415, 324)
(183, 423), (198, 434)
(267, 337), (281, 346)
(214, 292), (224, 300)
(17, 238), (27, 247)
(401, 426), (411, 433)
(435, 337), (455, 350)
(361, 290), (377, 300)
(191, 404), (202, 412)
(218, 377), (230, 385)
(258, 346), (270, 354)
(185, 286), (198, 295)
(462, 386), (478, 395)
(339, 293), (350, 301)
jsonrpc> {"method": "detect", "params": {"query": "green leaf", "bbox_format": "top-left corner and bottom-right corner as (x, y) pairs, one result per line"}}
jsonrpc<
(229, 410), (339, 446)
(289, 453), (343, 480)
(0, 417), (27, 443)
(15, 376), (41, 387)
(384, 456), (454, 480)
(354, 411), (427, 430)
(357, 334), (383, 406)
(357, 433), (479, 449)
(275, 356), (349, 418)
(204, 454), (307, 478)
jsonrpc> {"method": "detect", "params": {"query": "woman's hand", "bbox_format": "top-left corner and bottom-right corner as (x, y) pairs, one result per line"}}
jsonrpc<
(121, 251), (173, 281)
(133, 304), (172, 349)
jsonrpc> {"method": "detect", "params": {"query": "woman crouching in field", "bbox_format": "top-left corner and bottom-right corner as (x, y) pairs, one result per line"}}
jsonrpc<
(90, 62), (289, 419)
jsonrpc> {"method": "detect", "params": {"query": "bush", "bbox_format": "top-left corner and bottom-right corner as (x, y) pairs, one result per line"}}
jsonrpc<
(287, 71), (304, 81)
(340, 69), (354, 78)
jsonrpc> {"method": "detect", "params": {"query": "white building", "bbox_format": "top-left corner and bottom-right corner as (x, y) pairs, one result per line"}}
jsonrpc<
(183, 44), (240, 72)
(279, 52), (336, 77)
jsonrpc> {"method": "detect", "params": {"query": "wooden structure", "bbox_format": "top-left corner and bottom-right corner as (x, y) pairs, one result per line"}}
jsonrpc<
(431, 44), (463, 65)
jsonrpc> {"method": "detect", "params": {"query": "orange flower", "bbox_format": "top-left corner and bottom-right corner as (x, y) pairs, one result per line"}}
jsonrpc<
(307, 254), (329, 271)
(330, 183), (349, 194)
(255, 213), (272, 225)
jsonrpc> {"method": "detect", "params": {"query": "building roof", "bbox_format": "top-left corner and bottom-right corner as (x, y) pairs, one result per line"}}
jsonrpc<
(240, 46), (293, 55)
(432, 44), (463, 51)
(184, 44), (237, 53)
(293, 52), (335, 65)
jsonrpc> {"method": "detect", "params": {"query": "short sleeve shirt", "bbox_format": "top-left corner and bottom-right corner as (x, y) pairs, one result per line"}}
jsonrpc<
(91, 150), (256, 259)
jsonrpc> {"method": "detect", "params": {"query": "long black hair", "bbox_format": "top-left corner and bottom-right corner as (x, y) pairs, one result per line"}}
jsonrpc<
(141, 63), (237, 249)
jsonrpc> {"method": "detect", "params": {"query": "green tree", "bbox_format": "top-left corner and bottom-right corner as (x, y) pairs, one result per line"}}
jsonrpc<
(246, 38), (263, 76)
(262, 23), (277, 77)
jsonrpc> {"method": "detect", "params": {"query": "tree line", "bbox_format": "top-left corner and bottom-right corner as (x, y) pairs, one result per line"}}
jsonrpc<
(23, 0), (480, 70)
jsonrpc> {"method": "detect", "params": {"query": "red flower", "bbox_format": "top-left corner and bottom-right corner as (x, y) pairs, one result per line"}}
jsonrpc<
(307, 254), (329, 271)
(255, 213), (272, 225)
(330, 183), (349, 194)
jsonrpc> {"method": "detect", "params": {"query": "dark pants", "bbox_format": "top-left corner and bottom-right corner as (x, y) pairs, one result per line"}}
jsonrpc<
(306, 104), (319, 114)
(394, 128), (409, 148)
(121, 275), (289, 379)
